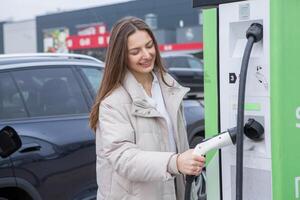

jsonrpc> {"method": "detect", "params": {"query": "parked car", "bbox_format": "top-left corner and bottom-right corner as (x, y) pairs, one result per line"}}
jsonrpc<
(161, 53), (204, 95)
(0, 53), (205, 200)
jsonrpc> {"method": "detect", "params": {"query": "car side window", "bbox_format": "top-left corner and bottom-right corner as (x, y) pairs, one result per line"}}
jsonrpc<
(187, 57), (204, 70)
(170, 57), (189, 68)
(162, 57), (172, 69)
(80, 67), (103, 94)
(0, 73), (27, 120)
(12, 67), (89, 117)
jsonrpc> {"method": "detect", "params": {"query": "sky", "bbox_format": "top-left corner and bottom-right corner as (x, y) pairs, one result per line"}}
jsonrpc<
(0, 0), (133, 22)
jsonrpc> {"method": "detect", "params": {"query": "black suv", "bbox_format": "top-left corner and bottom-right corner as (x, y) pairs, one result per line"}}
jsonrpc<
(161, 53), (204, 95)
(0, 53), (204, 200)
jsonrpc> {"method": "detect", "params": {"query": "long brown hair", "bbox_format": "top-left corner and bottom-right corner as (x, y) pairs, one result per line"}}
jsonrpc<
(89, 16), (169, 132)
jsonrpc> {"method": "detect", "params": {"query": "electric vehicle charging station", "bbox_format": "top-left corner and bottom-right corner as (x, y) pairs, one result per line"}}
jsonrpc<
(192, 0), (300, 199)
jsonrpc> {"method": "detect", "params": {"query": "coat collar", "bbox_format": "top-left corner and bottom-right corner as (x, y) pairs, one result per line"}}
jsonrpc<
(122, 69), (189, 117)
(122, 70), (149, 105)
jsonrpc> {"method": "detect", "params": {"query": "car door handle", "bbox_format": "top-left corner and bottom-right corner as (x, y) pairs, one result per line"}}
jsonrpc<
(19, 143), (41, 153)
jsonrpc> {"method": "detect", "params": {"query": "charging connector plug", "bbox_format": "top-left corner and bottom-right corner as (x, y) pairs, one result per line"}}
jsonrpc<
(246, 23), (263, 42)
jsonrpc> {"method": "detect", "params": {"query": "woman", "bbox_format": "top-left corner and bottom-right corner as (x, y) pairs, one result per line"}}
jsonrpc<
(89, 16), (205, 200)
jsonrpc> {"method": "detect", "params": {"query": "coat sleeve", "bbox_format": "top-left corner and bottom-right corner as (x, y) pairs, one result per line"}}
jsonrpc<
(97, 102), (179, 182)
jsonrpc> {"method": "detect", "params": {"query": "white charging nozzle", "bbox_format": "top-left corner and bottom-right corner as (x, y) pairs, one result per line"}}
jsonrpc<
(193, 127), (236, 156)
(192, 118), (264, 156)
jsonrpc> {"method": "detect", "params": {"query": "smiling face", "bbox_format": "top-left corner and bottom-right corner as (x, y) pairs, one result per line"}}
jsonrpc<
(127, 30), (156, 80)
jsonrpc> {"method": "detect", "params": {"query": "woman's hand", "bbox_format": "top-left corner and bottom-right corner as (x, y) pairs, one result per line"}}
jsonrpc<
(176, 149), (205, 176)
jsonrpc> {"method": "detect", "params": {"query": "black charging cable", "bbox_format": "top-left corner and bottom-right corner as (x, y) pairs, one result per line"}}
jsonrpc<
(236, 23), (263, 200)
(185, 175), (196, 200)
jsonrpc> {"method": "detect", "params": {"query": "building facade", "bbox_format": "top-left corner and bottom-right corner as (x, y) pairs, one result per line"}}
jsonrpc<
(36, 0), (203, 60)
(0, 0), (203, 57)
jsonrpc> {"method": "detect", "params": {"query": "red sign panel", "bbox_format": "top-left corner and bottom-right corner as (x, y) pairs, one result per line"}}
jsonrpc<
(66, 34), (203, 52)
(66, 33), (110, 50)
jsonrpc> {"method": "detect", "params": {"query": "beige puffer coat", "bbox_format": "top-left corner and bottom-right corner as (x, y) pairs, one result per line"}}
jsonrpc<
(96, 70), (190, 200)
